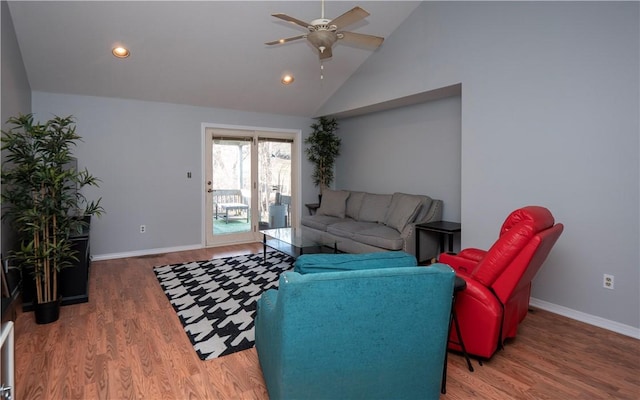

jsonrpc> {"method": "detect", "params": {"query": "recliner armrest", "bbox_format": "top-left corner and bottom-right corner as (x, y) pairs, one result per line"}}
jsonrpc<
(439, 251), (483, 274)
(457, 248), (487, 262)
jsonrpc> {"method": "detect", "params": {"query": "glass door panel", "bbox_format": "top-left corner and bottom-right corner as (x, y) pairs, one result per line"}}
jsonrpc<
(258, 138), (292, 230)
(205, 130), (253, 246)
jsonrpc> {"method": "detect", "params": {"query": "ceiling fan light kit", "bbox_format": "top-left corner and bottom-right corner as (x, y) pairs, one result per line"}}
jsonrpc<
(266, 3), (384, 62)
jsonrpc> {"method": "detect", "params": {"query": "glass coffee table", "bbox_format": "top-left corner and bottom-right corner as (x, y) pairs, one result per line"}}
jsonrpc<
(260, 227), (339, 263)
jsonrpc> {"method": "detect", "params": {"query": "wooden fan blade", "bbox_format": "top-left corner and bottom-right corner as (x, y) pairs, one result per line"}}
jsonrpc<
(265, 35), (306, 45)
(339, 31), (384, 48)
(319, 46), (333, 60)
(329, 6), (369, 29)
(271, 13), (311, 29)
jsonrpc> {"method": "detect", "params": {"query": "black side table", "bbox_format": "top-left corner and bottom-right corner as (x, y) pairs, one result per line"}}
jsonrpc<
(305, 203), (320, 215)
(415, 220), (461, 263)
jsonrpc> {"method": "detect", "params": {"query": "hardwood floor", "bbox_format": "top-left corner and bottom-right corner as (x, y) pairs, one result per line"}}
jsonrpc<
(11, 244), (640, 399)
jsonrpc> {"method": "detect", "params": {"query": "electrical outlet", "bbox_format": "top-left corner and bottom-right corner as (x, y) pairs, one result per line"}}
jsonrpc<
(603, 274), (614, 290)
(140, 225), (146, 234)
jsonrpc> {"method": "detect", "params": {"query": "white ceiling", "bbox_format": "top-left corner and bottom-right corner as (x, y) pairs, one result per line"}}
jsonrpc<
(7, 1), (421, 117)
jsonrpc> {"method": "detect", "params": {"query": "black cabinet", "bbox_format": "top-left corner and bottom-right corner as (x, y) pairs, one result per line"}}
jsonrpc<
(22, 220), (91, 311)
(59, 222), (91, 305)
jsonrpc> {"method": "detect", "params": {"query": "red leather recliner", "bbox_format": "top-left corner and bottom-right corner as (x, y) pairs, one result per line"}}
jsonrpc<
(439, 206), (564, 359)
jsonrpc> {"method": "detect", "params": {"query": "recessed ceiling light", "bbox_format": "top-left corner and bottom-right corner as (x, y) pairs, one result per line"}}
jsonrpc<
(281, 74), (294, 85)
(112, 46), (130, 58)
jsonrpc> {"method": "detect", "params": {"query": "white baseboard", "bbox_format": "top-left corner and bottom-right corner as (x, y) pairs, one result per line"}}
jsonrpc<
(92, 244), (203, 261)
(530, 297), (640, 340)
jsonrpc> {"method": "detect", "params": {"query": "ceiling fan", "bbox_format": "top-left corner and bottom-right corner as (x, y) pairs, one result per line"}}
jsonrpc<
(265, 2), (384, 61)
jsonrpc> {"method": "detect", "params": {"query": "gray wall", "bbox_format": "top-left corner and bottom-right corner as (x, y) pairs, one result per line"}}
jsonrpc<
(319, 2), (640, 331)
(32, 91), (312, 257)
(335, 95), (461, 223)
(1, 1), (32, 257)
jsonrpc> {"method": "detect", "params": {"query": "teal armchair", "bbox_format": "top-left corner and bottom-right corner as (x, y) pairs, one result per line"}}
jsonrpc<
(255, 263), (455, 400)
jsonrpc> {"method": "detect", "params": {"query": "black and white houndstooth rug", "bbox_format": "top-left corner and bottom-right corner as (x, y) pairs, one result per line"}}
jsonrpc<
(153, 252), (294, 360)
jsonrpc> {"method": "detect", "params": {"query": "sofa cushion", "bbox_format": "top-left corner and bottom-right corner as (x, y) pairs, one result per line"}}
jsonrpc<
(327, 220), (380, 239)
(384, 193), (424, 232)
(412, 195), (435, 223)
(358, 193), (392, 223)
(346, 191), (365, 220)
(294, 251), (417, 274)
(317, 189), (350, 218)
(301, 215), (345, 231)
(353, 225), (405, 251)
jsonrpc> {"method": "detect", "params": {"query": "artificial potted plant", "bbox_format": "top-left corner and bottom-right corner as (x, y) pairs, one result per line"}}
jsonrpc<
(304, 116), (341, 203)
(1, 114), (103, 324)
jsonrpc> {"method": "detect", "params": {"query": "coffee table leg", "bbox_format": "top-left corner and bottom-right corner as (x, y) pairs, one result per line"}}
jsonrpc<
(416, 229), (421, 264)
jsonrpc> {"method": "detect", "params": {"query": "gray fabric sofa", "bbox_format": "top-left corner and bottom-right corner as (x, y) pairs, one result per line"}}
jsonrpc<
(301, 189), (443, 259)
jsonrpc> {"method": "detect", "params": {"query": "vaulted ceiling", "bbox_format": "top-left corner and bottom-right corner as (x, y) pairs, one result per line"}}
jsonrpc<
(7, 1), (421, 117)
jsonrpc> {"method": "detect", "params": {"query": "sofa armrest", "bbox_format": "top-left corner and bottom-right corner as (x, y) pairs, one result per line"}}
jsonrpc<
(415, 199), (443, 225)
(404, 199), (443, 259)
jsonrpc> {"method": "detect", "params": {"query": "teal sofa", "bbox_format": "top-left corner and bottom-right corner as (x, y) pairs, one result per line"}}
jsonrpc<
(255, 253), (455, 400)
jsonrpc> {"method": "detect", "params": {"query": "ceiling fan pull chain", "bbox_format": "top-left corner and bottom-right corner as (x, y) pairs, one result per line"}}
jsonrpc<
(320, 62), (324, 80)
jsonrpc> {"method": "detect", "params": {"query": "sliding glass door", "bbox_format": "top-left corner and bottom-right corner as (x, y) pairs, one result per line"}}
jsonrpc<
(205, 127), (297, 247)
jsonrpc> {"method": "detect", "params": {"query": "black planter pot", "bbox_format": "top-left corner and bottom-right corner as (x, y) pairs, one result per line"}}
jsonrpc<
(34, 298), (61, 324)
(21, 221), (91, 312)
